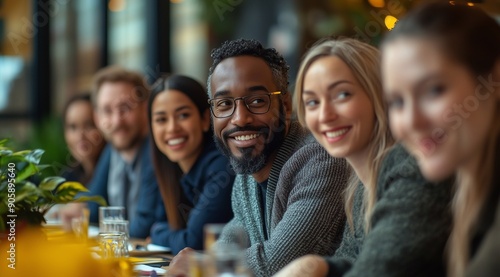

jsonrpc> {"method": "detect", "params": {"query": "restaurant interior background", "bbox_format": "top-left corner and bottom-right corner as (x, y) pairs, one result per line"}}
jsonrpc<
(1, 0), (500, 168)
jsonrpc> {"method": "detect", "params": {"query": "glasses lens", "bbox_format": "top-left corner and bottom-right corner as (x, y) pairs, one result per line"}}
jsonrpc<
(210, 94), (273, 118)
(212, 98), (234, 118)
(244, 95), (270, 114)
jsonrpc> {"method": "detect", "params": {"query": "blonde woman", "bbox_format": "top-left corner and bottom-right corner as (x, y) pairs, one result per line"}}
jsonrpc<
(381, 3), (500, 276)
(275, 37), (453, 277)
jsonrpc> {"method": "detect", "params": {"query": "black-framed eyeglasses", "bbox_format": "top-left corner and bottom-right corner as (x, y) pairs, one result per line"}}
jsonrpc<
(208, 91), (282, 118)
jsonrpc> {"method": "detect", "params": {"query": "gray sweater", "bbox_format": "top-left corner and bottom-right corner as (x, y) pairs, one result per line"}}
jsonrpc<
(327, 144), (453, 277)
(218, 121), (349, 277)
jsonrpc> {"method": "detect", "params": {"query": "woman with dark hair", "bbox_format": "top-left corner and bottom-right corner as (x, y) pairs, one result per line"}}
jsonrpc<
(148, 74), (234, 254)
(381, 2), (500, 276)
(62, 93), (105, 185)
(47, 93), (105, 222)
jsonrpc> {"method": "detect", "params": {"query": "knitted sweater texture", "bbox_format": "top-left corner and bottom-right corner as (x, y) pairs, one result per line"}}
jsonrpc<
(218, 121), (349, 277)
(327, 144), (453, 277)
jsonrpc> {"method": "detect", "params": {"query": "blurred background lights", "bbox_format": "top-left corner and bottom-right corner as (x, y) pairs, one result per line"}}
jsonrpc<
(385, 15), (398, 30)
(368, 0), (386, 8)
(108, 0), (126, 12)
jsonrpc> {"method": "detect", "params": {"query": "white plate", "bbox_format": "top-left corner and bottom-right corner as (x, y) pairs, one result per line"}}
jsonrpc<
(88, 226), (100, 237)
(128, 243), (171, 256)
(134, 264), (167, 276)
(146, 244), (170, 252)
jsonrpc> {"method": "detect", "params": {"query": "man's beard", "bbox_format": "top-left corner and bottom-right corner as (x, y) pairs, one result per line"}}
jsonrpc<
(106, 127), (144, 152)
(214, 105), (287, 175)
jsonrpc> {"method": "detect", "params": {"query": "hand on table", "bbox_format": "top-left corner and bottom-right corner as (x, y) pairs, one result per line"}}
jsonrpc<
(59, 202), (87, 231)
(273, 254), (328, 277)
(166, 247), (194, 277)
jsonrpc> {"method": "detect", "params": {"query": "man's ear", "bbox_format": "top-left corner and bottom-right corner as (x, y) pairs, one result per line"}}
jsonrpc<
(282, 91), (293, 119)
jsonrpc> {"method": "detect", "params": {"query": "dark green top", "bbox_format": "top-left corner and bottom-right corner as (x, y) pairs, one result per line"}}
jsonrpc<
(466, 197), (500, 277)
(326, 144), (453, 277)
(465, 137), (500, 277)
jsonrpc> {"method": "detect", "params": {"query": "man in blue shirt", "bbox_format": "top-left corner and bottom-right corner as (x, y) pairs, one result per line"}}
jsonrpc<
(61, 66), (165, 238)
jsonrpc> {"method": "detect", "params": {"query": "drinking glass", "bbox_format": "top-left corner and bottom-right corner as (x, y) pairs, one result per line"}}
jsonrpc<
(101, 220), (129, 240)
(99, 206), (125, 231)
(204, 224), (250, 276)
(71, 207), (89, 240)
(98, 232), (129, 258)
(204, 223), (226, 251)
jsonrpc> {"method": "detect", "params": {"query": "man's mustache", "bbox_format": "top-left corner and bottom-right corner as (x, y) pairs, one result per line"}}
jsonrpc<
(109, 126), (128, 135)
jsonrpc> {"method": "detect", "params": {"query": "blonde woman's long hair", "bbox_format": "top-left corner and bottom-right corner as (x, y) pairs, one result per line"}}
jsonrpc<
(382, 3), (500, 276)
(294, 37), (394, 232)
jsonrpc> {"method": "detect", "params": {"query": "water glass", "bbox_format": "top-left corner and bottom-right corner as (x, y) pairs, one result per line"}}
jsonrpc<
(71, 207), (89, 240)
(71, 218), (86, 240)
(99, 206), (125, 231)
(204, 223), (226, 251)
(101, 220), (129, 240)
(204, 224), (250, 276)
(98, 232), (129, 259)
(189, 252), (208, 277)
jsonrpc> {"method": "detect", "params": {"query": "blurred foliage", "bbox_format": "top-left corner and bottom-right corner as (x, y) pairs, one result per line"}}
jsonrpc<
(197, 0), (419, 68)
(0, 139), (106, 231)
(201, 0), (241, 38)
(297, 0), (418, 54)
(25, 115), (70, 179)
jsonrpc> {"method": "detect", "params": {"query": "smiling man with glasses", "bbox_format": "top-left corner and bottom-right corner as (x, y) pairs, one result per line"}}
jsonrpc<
(167, 39), (349, 277)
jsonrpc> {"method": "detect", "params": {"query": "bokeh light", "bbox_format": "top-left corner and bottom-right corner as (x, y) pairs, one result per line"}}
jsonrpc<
(385, 15), (398, 30)
(368, 0), (385, 8)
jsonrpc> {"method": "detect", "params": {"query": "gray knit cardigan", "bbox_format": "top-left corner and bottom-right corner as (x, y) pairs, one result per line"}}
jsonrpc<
(218, 121), (349, 277)
(327, 144), (453, 277)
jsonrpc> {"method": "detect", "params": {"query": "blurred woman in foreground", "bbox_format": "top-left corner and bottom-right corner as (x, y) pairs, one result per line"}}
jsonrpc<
(381, 2), (500, 276)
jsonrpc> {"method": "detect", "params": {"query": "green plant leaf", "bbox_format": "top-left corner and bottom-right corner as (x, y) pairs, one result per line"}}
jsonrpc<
(14, 162), (39, 183)
(12, 150), (32, 156)
(0, 139), (101, 232)
(50, 182), (106, 206)
(0, 154), (23, 169)
(0, 149), (13, 156)
(52, 181), (89, 203)
(36, 164), (51, 171)
(39, 176), (65, 191)
(0, 201), (8, 215)
(15, 182), (40, 203)
(37, 190), (56, 205)
(0, 181), (6, 193)
(56, 181), (88, 193)
(24, 149), (45, 165)
(72, 195), (107, 207)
